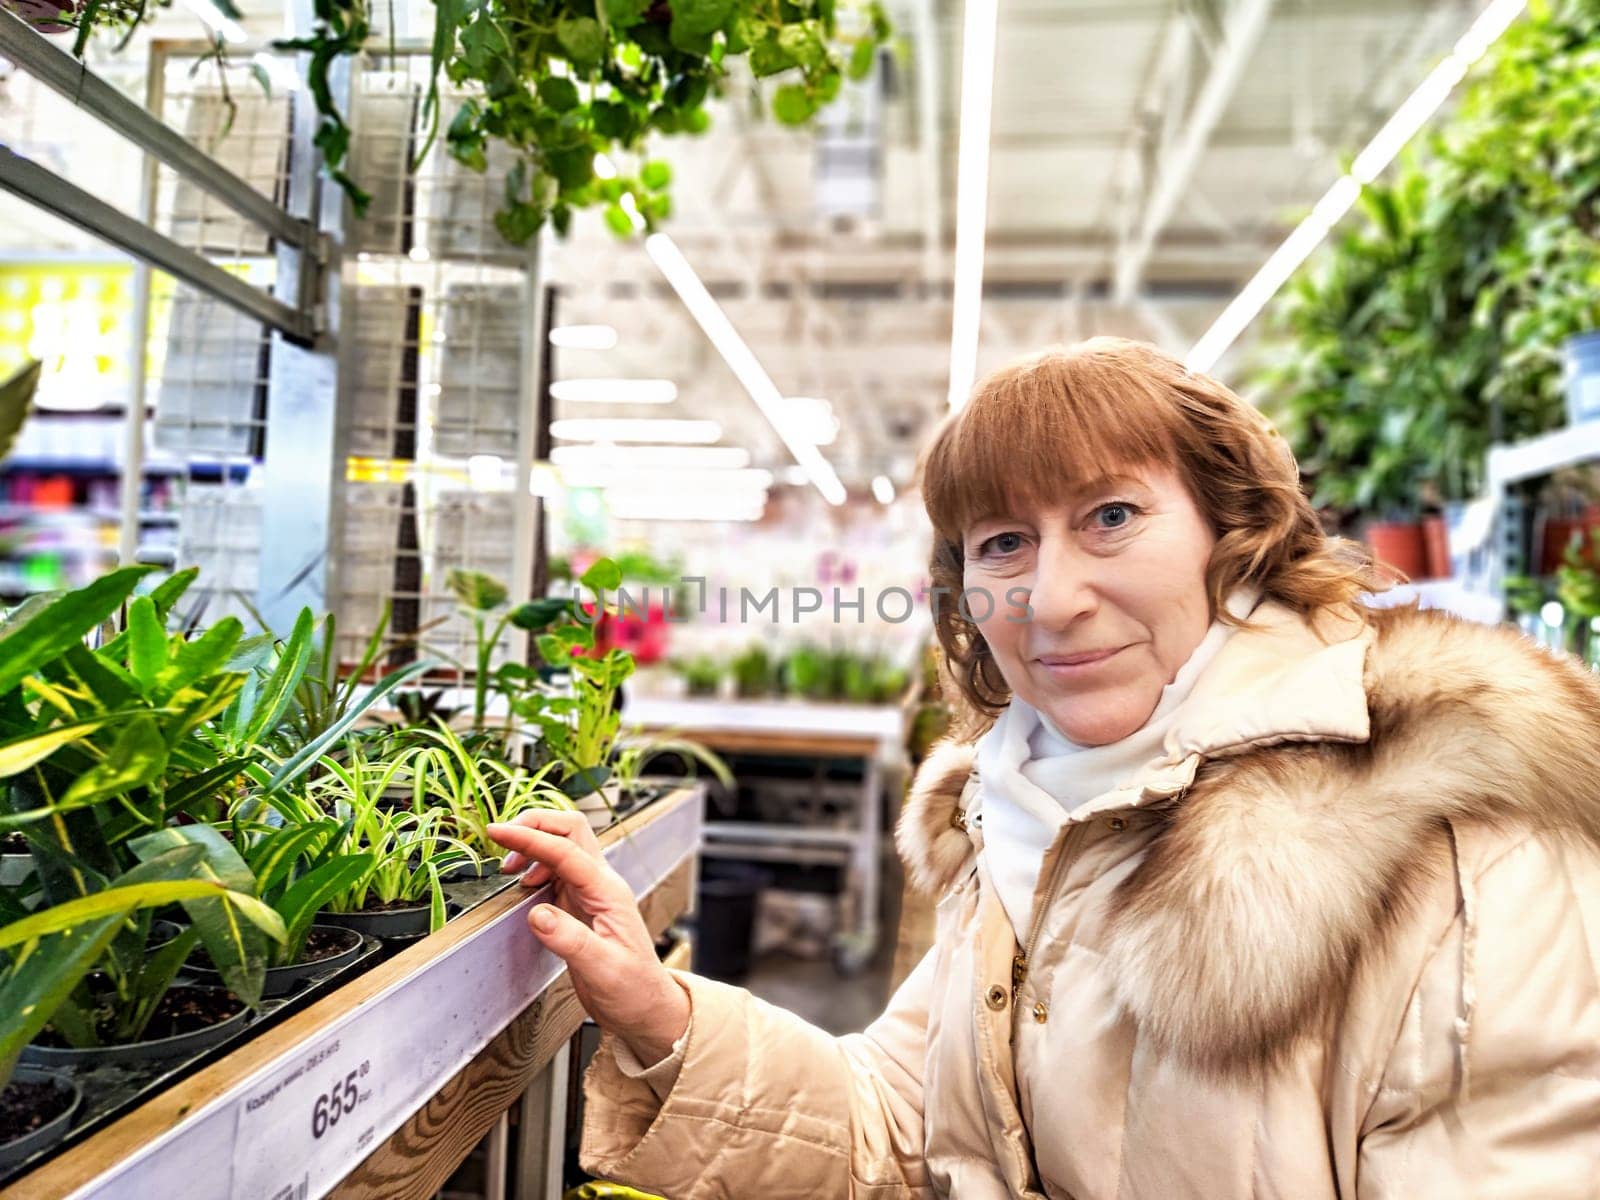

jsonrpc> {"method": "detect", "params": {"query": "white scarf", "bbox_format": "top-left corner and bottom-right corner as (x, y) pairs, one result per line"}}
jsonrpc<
(975, 588), (1261, 939)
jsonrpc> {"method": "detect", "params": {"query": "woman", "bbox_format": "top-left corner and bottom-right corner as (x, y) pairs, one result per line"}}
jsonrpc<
(489, 338), (1600, 1198)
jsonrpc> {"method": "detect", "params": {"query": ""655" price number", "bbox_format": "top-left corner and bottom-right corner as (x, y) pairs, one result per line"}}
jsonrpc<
(311, 1059), (371, 1139)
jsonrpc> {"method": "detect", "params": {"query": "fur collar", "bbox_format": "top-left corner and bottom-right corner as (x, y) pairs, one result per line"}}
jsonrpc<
(897, 604), (1600, 1074)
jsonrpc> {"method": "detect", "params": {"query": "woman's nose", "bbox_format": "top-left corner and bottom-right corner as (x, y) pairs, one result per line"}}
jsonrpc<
(1027, 542), (1097, 631)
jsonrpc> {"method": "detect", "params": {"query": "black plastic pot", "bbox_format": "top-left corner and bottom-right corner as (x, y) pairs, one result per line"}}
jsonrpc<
(20, 987), (251, 1069)
(693, 862), (770, 982)
(440, 855), (502, 883)
(0, 1067), (81, 1173)
(184, 925), (364, 998)
(317, 902), (432, 940)
(0, 853), (32, 889)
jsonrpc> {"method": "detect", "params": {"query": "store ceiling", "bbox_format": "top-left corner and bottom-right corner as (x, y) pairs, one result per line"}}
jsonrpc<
(0, 0), (1484, 496)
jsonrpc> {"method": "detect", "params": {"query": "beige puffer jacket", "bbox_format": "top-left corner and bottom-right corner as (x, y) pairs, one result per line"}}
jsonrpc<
(580, 603), (1600, 1198)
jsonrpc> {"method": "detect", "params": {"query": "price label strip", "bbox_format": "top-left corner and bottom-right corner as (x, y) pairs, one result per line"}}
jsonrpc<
(57, 796), (701, 1200)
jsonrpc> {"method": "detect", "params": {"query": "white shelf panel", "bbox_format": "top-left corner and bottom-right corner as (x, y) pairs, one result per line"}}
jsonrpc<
(1487, 421), (1600, 489)
(624, 695), (906, 742)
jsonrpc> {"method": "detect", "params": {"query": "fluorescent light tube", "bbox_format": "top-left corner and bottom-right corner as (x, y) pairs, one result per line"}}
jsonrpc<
(946, 0), (999, 412)
(562, 467), (773, 492)
(871, 475), (896, 504)
(1186, 0), (1526, 374)
(549, 324), (619, 350)
(645, 233), (847, 505)
(550, 444), (751, 469)
(607, 496), (766, 522)
(783, 396), (841, 446)
(549, 418), (722, 444)
(550, 378), (678, 405)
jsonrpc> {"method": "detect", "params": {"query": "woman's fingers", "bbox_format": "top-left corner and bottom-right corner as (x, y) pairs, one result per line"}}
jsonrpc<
(526, 902), (597, 961)
(485, 822), (619, 906)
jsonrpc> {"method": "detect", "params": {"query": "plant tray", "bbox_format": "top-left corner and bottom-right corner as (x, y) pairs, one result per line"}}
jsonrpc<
(0, 869), (522, 1183)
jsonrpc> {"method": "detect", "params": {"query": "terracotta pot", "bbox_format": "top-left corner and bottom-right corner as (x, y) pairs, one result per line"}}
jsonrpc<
(1421, 515), (1451, 580)
(1538, 505), (1600, 575)
(1365, 520), (1428, 580)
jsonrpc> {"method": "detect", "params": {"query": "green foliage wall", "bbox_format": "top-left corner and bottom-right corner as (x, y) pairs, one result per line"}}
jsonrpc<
(1252, 0), (1600, 519)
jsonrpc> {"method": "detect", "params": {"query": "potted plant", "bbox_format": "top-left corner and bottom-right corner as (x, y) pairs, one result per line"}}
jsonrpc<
(286, 0), (894, 232)
(0, 852), (271, 1163)
(181, 818), (377, 998)
(730, 643), (774, 699)
(406, 721), (577, 866)
(1, 569), (293, 1052)
(260, 742), (478, 940)
(673, 654), (723, 698)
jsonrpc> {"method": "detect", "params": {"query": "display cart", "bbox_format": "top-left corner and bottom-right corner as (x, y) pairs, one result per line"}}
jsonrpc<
(623, 695), (909, 975)
(1, 787), (702, 1200)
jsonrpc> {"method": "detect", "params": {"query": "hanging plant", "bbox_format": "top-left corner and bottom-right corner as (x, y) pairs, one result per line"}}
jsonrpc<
(291, 0), (893, 236)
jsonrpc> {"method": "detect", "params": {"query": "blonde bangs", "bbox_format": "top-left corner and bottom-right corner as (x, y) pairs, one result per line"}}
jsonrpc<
(920, 347), (1181, 541)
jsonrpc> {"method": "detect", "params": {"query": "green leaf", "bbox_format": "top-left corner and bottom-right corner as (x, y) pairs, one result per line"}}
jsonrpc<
(154, 616), (243, 702)
(773, 83), (815, 125)
(0, 359), (40, 462)
(241, 607), (315, 746)
(128, 825), (278, 1007)
(64, 642), (138, 709)
(538, 76), (581, 112)
(778, 21), (828, 71)
(0, 877), (242, 950)
(165, 757), (254, 816)
(446, 569), (509, 612)
(0, 566), (152, 698)
(125, 597), (167, 691)
(579, 557), (623, 592)
(603, 202), (635, 236)
(264, 658), (436, 795)
(848, 38), (876, 81)
(248, 821), (339, 898)
(671, 0), (733, 37)
(590, 99), (636, 141)
(535, 633), (570, 666)
(54, 716), (168, 812)
(603, 0), (648, 29)
(274, 852), (375, 962)
(509, 598), (575, 632)
(0, 718), (115, 780)
(556, 15), (604, 68)
(148, 567), (200, 621)
(750, 36), (796, 78)
(640, 160), (672, 191)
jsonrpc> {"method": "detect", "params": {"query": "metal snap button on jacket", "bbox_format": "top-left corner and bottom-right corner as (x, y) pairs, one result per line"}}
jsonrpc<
(985, 985), (1008, 1011)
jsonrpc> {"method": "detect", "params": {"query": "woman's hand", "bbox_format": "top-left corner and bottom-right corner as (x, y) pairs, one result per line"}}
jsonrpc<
(487, 811), (690, 1066)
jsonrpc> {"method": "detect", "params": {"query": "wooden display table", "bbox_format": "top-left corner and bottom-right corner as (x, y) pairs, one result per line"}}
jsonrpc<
(3, 787), (702, 1200)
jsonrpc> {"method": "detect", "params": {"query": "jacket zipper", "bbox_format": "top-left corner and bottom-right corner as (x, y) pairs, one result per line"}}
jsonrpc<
(1012, 822), (1090, 1000)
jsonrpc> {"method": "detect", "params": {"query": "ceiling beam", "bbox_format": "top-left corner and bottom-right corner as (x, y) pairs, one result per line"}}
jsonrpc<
(1111, 0), (1276, 303)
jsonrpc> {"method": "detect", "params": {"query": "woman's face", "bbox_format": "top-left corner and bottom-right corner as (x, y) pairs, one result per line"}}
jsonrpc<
(961, 465), (1216, 746)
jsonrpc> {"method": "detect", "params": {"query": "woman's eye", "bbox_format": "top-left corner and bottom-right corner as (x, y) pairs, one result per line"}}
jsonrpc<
(1092, 502), (1138, 531)
(977, 532), (1024, 557)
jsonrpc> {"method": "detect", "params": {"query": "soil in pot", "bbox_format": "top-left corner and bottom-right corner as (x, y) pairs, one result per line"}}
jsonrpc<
(318, 896), (433, 940)
(0, 833), (27, 855)
(32, 985), (245, 1050)
(0, 1077), (73, 1145)
(188, 925), (364, 998)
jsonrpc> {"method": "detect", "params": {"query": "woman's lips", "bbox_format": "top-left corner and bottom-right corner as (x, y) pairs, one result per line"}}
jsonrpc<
(1034, 646), (1127, 675)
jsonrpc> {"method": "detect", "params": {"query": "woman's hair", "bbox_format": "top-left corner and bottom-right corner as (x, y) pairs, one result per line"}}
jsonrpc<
(917, 337), (1381, 727)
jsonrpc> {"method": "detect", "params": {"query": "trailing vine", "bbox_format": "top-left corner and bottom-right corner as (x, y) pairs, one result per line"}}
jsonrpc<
(292, 0), (894, 240)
